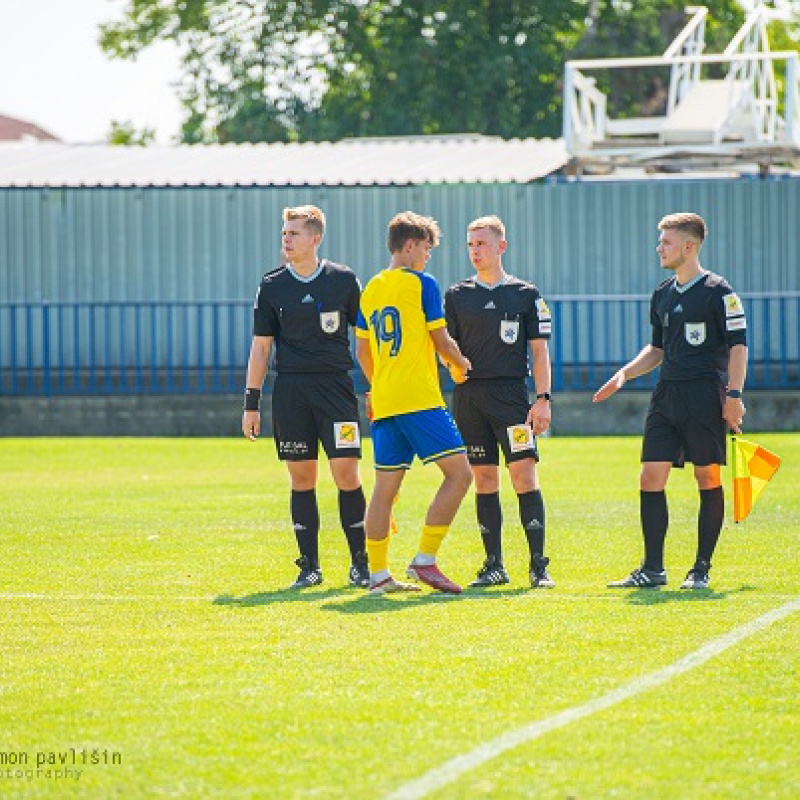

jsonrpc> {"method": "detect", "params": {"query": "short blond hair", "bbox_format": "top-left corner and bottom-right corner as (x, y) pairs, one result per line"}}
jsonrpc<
(283, 205), (326, 238)
(468, 215), (505, 239)
(658, 212), (706, 244)
(387, 211), (441, 253)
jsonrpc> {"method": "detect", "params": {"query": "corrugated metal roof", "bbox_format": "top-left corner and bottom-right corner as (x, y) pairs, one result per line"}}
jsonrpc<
(0, 135), (569, 188)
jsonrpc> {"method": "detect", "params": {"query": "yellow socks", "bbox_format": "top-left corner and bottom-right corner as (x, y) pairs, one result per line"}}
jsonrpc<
(418, 524), (449, 561)
(366, 535), (390, 575)
(369, 524), (449, 575)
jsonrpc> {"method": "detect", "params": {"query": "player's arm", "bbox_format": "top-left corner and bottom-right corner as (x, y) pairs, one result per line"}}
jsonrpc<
(242, 335), (273, 440)
(723, 343), (748, 433)
(346, 273), (362, 327)
(439, 292), (460, 371)
(593, 344), (664, 403)
(355, 336), (374, 384)
(429, 326), (471, 383)
(355, 337), (376, 423)
(527, 338), (552, 434)
(443, 290), (460, 342)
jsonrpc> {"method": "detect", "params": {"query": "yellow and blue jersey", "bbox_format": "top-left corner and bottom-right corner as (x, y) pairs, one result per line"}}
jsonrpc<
(356, 268), (446, 420)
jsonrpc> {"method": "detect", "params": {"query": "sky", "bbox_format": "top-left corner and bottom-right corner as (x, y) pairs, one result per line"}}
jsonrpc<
(0, 0), (183, 144)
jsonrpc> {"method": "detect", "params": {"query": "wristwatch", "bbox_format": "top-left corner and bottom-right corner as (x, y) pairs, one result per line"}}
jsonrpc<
(725, 388), (743, 399)
(536, 392), (552, 402)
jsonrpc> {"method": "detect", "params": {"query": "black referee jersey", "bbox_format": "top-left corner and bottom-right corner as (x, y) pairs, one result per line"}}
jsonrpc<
(651, 270), (747, 383)
(444, 275), (552, 380)
(253, 259), (360, 374)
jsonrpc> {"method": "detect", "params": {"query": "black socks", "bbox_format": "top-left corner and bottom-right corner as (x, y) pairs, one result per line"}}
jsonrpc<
(476, 492), (503, 561)
(697, 486), (724, 565)
(338, 487), (367, 561)
(641, 490), (668, 572)
(291, 489), (320, 568)
(519, 489), (546, 562)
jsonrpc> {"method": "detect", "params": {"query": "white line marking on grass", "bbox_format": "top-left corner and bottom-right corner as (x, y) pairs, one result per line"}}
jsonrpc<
(0, 592), (655, 604)
(2, 592), (796, 605)
(385, 596), (800, 800)
(0, 593), (219, 602)
(0, 592), (353, 604)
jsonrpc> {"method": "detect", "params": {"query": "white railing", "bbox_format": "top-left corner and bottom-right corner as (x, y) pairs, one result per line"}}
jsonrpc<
(564, 51), (800, 155)
(664, 6), (708, 113)
(724, 4), (778, 142)
(724, 4), (771, 57)
(788, 55), (800, 143)
(563, 3), (800, 157)
(562, 68), (607, 150)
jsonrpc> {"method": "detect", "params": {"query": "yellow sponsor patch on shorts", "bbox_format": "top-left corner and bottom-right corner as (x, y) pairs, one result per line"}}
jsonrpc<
(507, 424), (534, 453)
(334, 422), (361, 448)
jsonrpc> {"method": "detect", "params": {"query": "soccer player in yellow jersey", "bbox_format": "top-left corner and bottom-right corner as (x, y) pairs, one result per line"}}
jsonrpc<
(356, 211), (473, 594)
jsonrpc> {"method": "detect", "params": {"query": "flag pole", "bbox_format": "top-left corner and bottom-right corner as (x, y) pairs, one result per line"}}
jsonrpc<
(730, 431), (739, 524)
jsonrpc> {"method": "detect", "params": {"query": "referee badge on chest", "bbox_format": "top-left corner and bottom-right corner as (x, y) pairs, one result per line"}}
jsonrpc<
(500, 320), (519, 344)
(685, 322), (706, 346)
(320, 311), (340, 334)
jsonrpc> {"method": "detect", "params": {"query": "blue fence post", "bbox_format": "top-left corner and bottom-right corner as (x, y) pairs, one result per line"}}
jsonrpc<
(9, 305), (18, 394)
(56, 303), (64, 392)
(25, 305), (34, 393)
(551, 299), (562, 392)
(41, 303), (50, 398)
(119, 303), (127, 392)
(134, 303), (143, 392)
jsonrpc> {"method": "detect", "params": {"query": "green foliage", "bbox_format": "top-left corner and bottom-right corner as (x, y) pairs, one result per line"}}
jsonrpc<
(569, 0), (747, 118)
(101, 1), (583, 142)
(107, 120), (157, 146)
(306, 1), (583, 140)
(1, 435), (798, 797)
(102, 0), (793, 144)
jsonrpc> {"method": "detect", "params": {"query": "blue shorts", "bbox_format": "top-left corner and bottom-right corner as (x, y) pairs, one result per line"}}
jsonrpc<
(371, 408), (465, 471)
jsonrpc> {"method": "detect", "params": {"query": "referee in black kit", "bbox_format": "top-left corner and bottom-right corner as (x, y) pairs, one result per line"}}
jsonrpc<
(242, 205), (369, 589)
(595, 212), (748, 591)
(444, 215), (555, 588)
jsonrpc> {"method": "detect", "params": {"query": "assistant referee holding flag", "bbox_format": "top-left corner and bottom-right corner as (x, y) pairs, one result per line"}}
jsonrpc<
(242, 205), (369, 589)
(595, 212), (748, 590)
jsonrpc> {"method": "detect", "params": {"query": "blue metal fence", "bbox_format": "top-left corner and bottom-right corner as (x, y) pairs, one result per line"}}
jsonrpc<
(549, 293), (800, 391)
(1, 295), (797, 396)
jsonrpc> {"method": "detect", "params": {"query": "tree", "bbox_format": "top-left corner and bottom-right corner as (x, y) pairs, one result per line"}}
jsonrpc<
(100, 1), (588, 142)
(100, 0), (340, 143)
(568, 0), (747, 118)
(107, 120), (156, 146)
(308, 2), (586, 140)
(100, 1), (798, 144)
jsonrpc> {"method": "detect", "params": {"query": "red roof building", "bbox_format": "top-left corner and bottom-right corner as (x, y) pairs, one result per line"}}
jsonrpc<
(0, 113), (59, 142)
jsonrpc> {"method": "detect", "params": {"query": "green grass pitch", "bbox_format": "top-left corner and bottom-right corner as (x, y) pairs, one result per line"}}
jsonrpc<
(1, 434), (798, 799)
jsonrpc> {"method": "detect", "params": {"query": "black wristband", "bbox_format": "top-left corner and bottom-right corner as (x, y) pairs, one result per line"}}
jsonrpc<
(536, 392), (552, 402)
(725, 388), (742, 399)
(244, 388), (261, 411)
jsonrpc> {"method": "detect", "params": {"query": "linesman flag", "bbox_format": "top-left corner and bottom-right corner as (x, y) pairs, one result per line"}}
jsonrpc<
(731, 436), (781, 523)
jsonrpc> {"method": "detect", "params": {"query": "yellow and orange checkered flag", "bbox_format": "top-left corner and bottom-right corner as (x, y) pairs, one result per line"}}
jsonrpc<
(731, 436), (781, 523)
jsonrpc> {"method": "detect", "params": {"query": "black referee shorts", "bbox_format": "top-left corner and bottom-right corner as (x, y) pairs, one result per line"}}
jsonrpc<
(272, 372), (362, 461)
(452, 380), (538, 466)
(642, 379), (727, 468)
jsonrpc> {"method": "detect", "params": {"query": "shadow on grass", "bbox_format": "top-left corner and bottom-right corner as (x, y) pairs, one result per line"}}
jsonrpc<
(321, 586), (530, 615)
(214, 585), (532, 610)
(622, 588), (729, 605)
(213, 586), (352, 607)
(613, 582), (764, 606)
